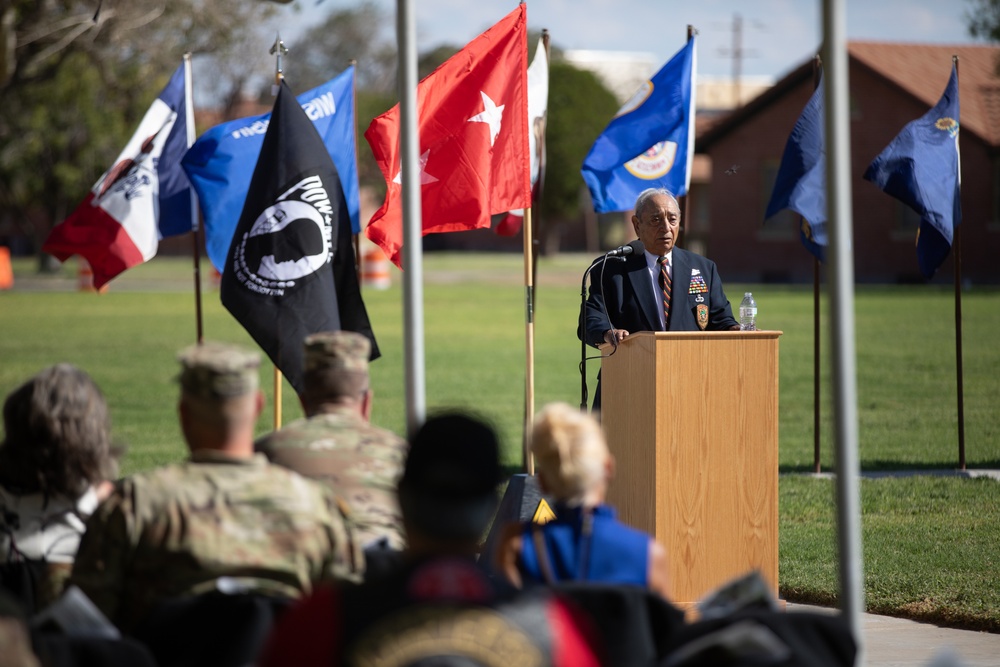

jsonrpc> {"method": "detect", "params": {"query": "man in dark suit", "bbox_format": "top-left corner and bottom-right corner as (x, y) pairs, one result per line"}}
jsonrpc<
(580, 188), (739, 409)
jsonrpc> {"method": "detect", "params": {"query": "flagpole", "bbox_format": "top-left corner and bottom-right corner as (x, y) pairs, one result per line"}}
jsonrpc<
(679, 25), (696, 237)
(813, 255), (821, 472)
(183, 53), (205, 345)
(522, 28), (549, 476)
(822, 0), (865, 650)
(270, 34), (289, 431)
(397, 0), (427, 437)
(952, 54), (966, 471)
(348, 58), (363, 284)
(522, 203), (535, 475)
(811, 54), (822, 474)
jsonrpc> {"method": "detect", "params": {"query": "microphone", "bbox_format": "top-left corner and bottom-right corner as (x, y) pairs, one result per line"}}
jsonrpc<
(605, 245), (634, 258)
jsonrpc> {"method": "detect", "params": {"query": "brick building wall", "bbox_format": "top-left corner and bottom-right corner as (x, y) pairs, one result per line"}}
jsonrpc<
(701, 58), (1000, 285)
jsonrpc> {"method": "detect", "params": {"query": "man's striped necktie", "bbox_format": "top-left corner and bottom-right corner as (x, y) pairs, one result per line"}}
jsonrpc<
(658, 255), (671, 331)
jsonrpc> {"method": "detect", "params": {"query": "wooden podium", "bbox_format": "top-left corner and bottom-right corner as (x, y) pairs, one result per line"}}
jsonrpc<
(600, 331), (782, 608)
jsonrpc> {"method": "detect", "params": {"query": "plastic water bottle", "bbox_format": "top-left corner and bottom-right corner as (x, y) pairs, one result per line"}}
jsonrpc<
(739, 292), (758, 331)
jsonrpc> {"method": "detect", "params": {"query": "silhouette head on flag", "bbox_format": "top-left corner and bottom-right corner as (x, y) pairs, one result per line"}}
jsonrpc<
(864, 63), (961, 279)
(182, 68), (359, 273)
(221, 79), (378, 394)
(764, 75), (827, 262)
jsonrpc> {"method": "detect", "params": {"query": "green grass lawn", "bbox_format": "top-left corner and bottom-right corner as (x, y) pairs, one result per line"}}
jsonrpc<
(2, 252), (999, 630)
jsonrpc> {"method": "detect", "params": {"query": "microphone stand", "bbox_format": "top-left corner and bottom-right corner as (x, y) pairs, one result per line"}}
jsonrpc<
(580, 253), (626, 411)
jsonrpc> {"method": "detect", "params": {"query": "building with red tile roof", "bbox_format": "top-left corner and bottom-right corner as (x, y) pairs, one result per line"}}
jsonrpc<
(694, 41), (1000, 284)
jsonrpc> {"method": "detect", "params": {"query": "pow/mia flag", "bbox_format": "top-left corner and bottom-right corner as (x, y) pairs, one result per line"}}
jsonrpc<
(222, 80), (378, 394)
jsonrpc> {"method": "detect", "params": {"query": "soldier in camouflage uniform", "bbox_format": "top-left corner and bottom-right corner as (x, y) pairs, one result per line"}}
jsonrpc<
(67, 342), (363, 632)
(255, 331), (407, 552)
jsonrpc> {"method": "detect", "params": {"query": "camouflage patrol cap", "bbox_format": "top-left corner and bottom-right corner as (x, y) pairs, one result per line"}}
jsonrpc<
(304, 331), (370, 374)
(177, 342), (260, 399)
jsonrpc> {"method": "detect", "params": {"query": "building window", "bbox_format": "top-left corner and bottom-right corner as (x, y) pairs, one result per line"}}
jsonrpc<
(759, 160), (796, 239)
(850, 91), (862, 120)
(896, 201), (921, 231)
(991, 156), (1000, 230)
(889, 200), (921, 243)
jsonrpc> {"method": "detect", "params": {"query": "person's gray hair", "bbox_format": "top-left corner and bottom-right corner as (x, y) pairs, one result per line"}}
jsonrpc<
(0, 364), (116, 498)
(633, 188), (679, 218)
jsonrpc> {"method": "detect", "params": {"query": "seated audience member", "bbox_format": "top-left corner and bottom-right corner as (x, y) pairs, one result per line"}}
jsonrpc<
(0, 365), (119, 611)
(67, 342), (362, 633)
(258, 411), (603, 667)
(0, 589), (40, 667)
(255, 331), (407, 553)
(493, 402), (671, 599)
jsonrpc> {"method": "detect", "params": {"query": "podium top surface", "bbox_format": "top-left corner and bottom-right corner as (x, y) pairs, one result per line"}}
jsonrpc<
(600, 331), (783, 350)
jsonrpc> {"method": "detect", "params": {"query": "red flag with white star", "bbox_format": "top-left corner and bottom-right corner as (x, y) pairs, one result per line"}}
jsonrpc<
(364, 5), (530, 268)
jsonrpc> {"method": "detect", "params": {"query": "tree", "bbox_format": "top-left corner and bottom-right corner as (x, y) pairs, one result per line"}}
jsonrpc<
(0, 0), (278, 267)
(967, 0), (1000, 43)
(289, 0), (396, 94)
(540, 59), (619, 251)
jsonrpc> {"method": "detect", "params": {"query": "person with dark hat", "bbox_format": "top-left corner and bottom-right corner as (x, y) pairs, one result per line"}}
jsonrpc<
(256, 331), (407, 553)
(257, 411), (603, 667)
(67, 342), (363, 633)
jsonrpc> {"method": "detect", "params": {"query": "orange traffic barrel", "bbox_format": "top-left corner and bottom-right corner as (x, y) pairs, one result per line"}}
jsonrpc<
(77, 258), (108, 293)
(0, 247), (12, 290)
(361, 243), (391, 290)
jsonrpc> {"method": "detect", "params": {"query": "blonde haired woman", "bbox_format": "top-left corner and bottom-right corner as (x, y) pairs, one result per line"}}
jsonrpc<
(494, 402), (670, 599)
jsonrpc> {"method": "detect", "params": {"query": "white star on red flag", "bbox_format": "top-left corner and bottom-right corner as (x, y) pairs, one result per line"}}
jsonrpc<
(364, 5), (530, 269)
(393, 149), (439, 185)
(468, 91), (505, 146)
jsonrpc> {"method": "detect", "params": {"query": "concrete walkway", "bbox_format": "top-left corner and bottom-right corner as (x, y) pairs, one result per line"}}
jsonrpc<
(788, 604), (1000, 666)
(791, 469), (1000, 482)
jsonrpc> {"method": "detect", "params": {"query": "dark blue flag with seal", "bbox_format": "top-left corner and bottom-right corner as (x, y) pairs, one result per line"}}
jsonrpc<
(764, 76), (827, 262)
(581, 36), (696, 213)
(221, 80), (378, 393)
(864, 63), (961, 278)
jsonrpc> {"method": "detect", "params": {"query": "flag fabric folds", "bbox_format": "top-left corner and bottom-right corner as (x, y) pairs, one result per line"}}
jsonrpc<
(43, 64), (193, 287)
(581, 36), (697, 214)
(764, 78), (827, 262)
(183, 67), (359, 272)
(221, 80), (378, 394)
(496, 35), (549, 236)
(864, 64), (961, 278)
(365, 5), (530, 267)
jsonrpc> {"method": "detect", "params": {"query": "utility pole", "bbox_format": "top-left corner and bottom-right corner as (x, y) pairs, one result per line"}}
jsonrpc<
(717, 13), (761, 107)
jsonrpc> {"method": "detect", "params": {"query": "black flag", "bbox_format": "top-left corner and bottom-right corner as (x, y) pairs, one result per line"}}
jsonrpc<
(221, 80), (379, 394)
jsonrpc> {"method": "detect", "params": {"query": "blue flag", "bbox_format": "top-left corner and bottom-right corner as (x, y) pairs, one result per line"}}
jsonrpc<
(157, 64), (197, 239)
(581, 37), (696, 213)
(182, 67), (359, 271)
(864, 64), (960, 278)
(764, 77), (827, 262)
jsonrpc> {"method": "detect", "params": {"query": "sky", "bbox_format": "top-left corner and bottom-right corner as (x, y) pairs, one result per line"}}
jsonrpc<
(272, 0), (979, 82)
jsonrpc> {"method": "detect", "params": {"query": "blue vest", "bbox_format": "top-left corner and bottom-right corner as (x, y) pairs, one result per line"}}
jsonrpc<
(518, 504), (649, 586)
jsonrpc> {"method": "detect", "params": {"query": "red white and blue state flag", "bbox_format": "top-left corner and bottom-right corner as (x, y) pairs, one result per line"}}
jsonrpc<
(44, 63), (194, 288)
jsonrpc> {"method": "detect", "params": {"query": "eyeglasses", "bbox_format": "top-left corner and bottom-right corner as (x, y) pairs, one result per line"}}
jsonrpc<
(639, 215), (679, 229)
